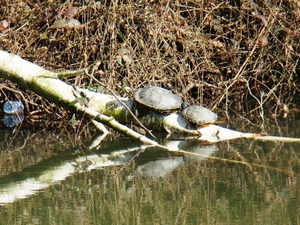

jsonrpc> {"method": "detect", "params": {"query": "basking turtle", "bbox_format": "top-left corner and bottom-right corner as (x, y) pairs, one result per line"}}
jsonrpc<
(133, 86), (183, 113)
(181, 104), (217, 126)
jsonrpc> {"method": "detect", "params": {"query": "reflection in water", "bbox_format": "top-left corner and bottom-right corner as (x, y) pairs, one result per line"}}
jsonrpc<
(0, 151), (137, 205)
(185, 144), (218, 162)
(136, 142), (218, 177)
(0, 125), (300, 224)
(3, 113), (24, 127)
(136, 157), (184, 177)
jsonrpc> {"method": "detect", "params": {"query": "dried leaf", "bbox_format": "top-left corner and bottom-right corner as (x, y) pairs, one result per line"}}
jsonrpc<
(51, 18), (81, 29)
(116, 55), (123, 66)
(117, 48), (130, 55)
(62, 7), (78, 18)
(211, 40), (224, 49)
(0, 20), (9, 31)
(52, 19), (68, 28)
(122, 54), (133, 64)
(259, 36), (268, 47)
(66, 18), (81, 27)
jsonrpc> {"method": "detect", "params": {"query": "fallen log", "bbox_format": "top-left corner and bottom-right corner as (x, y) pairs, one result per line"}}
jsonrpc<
(1, 51), (299, 144)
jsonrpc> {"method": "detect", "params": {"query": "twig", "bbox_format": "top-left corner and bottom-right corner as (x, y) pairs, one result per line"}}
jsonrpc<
(83, 65), (157, 139)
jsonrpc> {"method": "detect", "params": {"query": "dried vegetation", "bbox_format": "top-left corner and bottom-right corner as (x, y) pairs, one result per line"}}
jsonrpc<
(1, 0), (300, 123)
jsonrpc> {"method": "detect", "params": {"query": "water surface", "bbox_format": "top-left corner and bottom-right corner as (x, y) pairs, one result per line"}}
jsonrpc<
(0, 119), (300, 225)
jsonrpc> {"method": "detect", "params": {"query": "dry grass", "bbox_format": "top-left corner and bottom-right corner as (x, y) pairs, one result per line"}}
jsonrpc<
(1, 0), (300, 121)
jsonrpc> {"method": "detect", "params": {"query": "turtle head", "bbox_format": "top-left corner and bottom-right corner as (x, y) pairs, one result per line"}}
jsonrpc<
(181, 102), (189, 110)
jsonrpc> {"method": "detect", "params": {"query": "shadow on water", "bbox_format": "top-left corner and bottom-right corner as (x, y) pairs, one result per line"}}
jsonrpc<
(0, 119), (300, 224)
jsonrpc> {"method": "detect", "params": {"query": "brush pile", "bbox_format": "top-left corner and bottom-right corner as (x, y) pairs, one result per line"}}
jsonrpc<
(1, 0), (299, 121)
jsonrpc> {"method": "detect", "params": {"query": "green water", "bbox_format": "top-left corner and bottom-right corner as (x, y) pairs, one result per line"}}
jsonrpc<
(0, 119), (300, 225)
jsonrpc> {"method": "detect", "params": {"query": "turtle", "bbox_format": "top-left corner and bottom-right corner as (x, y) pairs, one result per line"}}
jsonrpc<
(181, 104), (217, 126)
(133, 86), (183, 113)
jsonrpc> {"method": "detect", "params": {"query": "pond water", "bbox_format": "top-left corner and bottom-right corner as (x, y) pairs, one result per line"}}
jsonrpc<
(0, 118), (300, 225)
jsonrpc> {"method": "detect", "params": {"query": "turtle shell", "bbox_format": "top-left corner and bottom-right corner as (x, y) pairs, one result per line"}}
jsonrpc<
(134, 86), (183, 112)
(182, 105), (217, 126)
